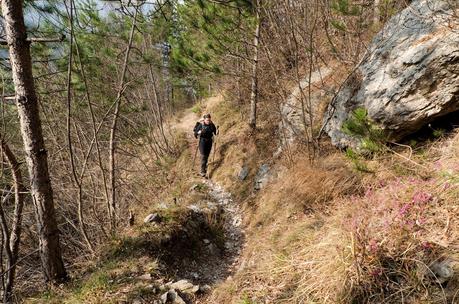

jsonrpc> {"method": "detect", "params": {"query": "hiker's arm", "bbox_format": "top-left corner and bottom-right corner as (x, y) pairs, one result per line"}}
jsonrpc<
(194, 123), (202, 138)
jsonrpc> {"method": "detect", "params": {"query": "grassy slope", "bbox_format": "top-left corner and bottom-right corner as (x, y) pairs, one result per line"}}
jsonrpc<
(27, 94), (459, 304)
(204, 97), (459, 304)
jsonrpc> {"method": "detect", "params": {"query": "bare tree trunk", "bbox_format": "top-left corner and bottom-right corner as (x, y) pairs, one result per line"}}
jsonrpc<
(0, 138), (25, 303)
(249, 3), (261, 130)
(74, 35), (111, 231)
(148, 65), (171, 152)
(0, 0), (67, 283)
(64, 0), (94, 253)
(109, 7), (138, 229)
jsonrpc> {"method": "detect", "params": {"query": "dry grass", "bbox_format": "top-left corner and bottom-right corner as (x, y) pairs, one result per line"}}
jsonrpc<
(207, 150), (360, 304)
(203, 94), (459, 304)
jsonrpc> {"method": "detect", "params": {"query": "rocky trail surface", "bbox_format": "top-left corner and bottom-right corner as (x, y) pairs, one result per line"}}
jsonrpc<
(160, 99), (244, 303)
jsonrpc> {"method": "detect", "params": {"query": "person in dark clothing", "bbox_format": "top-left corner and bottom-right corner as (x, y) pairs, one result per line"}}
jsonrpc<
(193, 114), (217, 177)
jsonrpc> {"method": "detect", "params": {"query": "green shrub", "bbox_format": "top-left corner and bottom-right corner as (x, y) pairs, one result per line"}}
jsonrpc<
(345, 148), (372, 173)
(342, 108), (386, 172)
(342, 107), (386, 155)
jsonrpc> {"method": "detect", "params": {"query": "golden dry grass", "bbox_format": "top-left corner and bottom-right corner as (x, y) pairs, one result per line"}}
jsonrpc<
(203, 95), (459, 304)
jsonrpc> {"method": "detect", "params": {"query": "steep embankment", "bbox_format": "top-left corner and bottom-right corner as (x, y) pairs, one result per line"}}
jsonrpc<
(29, 94), (459, 304)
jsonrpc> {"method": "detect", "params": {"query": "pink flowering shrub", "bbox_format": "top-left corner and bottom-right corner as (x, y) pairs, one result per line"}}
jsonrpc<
(340, 174), (456, 302)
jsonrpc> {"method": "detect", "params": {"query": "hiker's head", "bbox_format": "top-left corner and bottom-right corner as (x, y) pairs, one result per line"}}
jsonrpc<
(203, 114), (211, 124)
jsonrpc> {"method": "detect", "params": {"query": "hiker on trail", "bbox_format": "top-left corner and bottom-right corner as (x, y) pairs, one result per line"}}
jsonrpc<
(193, 114), (217, 177)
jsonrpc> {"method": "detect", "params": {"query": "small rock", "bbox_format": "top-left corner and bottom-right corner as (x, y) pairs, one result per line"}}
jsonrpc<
(138, 273), (152, 281)
(430, 260), (454, 284)
(199, 284), (211, 293)
(254, 164), (270, 190)
(238, 166), (249, 181)
(144, 213), (162, 224)
(187, 204), (201, 213)
(161, 289), (186, 304)
(191, 285), (200, 293)
(160, 292), (169, 304)
(168, 289), (178, 301)
(203, 239), (210, 244)
(170, 279), (194, 292)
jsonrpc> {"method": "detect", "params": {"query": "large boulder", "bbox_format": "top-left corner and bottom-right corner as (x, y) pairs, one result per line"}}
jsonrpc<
(324, 0), (459, 147)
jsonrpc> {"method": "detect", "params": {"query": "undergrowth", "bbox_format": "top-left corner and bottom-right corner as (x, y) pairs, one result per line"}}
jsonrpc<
(206, 98), (459, 303)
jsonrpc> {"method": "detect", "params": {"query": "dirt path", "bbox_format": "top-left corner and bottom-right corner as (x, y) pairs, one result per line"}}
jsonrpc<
(175, 97), (244, 287)
(203, 179), (243, 275)
(175, 110), (199, 132)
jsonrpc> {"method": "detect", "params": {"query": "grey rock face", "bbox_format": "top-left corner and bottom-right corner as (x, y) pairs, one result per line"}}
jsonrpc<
(275, 67), (333, 157)
(324, 0), (459, 147)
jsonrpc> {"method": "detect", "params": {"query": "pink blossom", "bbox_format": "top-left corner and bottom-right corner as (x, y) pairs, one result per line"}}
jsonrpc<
(399, 203), (411, 216)
(434, 160), (442, 170)
(369, 239), (379, 253)
(412, 191), (432, 205)
(421, 241), (432, 250)
(370, 268), (383, 277)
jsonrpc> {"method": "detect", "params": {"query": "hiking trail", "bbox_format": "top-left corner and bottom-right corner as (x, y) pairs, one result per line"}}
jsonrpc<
(174, 97), (245, 295)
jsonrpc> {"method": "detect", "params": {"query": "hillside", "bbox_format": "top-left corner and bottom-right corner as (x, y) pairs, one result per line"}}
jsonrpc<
(0, 0), (457, 303)
(29, 90), (459, 303)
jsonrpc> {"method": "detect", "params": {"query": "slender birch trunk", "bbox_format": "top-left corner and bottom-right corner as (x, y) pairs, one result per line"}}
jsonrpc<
(109, 7), (138, 228)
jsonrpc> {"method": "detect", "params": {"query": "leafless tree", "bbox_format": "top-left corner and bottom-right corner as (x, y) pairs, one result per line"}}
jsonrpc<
(0, 137), (25, 303)
(249, 0), (261, 130)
